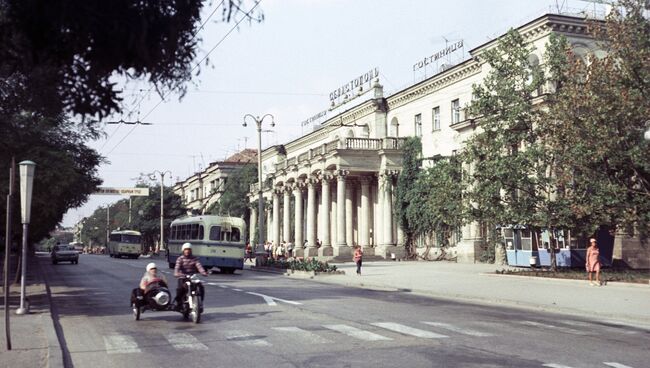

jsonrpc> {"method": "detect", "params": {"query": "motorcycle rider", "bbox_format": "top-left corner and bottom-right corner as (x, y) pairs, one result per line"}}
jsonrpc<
(131, 262), (167, 307)
(173, 243), (208, 309)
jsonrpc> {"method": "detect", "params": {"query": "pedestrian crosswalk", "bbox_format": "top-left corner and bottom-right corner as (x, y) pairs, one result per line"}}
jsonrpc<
(95, 320), (639, 367)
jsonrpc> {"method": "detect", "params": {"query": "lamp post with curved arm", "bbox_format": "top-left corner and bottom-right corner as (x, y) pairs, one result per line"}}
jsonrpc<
(243, 114), (274, 266)
(150, 170), (172, 253)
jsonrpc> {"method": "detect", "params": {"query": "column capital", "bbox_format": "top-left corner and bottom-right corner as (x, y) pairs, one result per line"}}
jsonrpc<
(380, 169), (400, 178)
(282, 183), (293, 193)
(335, 169), (350, 181)
(318, 170), (334, 182)
(306, 175), (319, 187)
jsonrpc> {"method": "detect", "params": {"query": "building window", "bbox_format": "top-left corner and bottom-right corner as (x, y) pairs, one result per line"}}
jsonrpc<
(414, 113), (422, 137)
(451, 99), (460, 124)
(432, 107), (440, 131)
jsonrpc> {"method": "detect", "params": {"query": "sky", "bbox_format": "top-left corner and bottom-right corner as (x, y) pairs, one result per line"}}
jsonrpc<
(61, 0), (609, 227)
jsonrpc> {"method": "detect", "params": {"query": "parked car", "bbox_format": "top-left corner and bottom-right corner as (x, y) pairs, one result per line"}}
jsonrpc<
(52, 244), (79, 265)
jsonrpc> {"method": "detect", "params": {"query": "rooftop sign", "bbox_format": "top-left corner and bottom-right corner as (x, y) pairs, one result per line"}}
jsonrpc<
(413, 40), (464, 71)
(329, 68), (379, 105)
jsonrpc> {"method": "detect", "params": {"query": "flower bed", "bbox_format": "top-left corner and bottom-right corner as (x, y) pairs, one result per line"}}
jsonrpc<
(264, 258), (338, 273)
(495, 268), (650, 284)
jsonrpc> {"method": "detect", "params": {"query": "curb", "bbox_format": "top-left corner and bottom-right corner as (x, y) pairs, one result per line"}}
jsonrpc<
(482, 272), (650, 288)
(43, 311), (63, 368)
(36, 260), (67, 368)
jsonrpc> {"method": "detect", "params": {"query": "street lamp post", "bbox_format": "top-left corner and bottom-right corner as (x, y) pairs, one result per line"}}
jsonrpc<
(243, 114), (275, 266)
(16, 161), (35, 315)
(150, 170), (172, 253)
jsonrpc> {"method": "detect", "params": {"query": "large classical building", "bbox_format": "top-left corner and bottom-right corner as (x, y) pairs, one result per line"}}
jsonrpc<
(247, 13), (647, 267)
(174, 149), (257, 214)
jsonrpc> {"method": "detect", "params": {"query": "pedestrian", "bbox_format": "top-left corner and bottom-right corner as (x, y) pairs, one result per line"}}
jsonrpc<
(245, 242), (253, 263)
(586, 237), (602, 286)
(353, 245), (363, 275)
(276, 242), (285, 260)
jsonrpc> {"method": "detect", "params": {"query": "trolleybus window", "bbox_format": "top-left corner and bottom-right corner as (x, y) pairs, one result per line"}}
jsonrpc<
(209, 226), (221, 241)
(109, 234), (121, 242)
(231, 227), (240, 242)
(121, 234), (141, 243)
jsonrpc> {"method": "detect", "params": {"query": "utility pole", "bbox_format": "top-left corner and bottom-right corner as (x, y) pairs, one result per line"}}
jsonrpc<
(150, 170), (172, 252)
(4, 157), (15, 350)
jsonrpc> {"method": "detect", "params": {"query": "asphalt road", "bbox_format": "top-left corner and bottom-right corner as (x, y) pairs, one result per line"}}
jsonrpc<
(39, 253), (649, 368)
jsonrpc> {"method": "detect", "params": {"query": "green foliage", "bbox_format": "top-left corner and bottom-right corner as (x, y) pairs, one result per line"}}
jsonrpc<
(0, 114), (102, 245)
(395, 137), (467, 255)
(541, 0), (650, 238)
(264, 258), (338, 273)
(0, 0), (262, 120)
(464, 29), (548, 227)
(206, 164), (258, 218)
(79, 185), (185, 250)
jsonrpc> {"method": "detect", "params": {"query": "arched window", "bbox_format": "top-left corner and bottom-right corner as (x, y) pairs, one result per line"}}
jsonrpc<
(390, 117), (399, 137)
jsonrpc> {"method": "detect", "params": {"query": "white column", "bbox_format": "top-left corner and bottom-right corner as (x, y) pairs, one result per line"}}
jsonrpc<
(273, 190), (281, 247)
(334, 170), (351, 257)
(249, 205), (257, 244)
(293, 183), (304, 257)
(360, 177), (371, 248)
(266, 205), (272, 242)
(345, 185), (354, 247)
(283, 187), (291, 243)
(305, 177), (318, 257)
(381, 174), (394, 246)
(319, 172), (333, 256)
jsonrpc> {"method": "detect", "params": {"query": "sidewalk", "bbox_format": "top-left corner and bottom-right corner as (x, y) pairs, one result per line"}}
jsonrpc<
(0, 254), (63, 368)
(296, 261), (650, 328)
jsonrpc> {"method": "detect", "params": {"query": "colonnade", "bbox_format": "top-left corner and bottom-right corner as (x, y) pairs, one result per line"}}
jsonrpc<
(249, 169), (404, 259)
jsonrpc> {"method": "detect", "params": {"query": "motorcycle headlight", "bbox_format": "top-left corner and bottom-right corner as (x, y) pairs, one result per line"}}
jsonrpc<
(153, 291), (170, 306)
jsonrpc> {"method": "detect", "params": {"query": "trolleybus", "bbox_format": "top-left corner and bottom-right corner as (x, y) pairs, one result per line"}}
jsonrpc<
(108, 230), (143, 259)
(167, 215), (246, 274)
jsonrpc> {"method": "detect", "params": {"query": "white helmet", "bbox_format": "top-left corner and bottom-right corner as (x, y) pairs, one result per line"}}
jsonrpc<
(181, 243), (192, 251)
(146, 262), (157, 271)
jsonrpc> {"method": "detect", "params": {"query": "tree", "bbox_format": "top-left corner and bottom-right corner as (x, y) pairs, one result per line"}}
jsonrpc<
(542, 0), (650, 240)
(464, 29), (548, 265)
(0, 0), (262, 248)
(395, 137), (466, 259)
(206, 164), (257, 220)
(0, 0), (263, 120)
(0, 114), (102, 246)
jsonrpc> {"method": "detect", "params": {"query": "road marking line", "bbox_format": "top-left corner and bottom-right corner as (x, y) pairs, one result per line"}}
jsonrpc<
(421, 321), (494, 337)
(245, 291), (302, 306)
(103, 335), (141, 354)
(518, 320), (590, 335)
(206, 282), (219, 286)
(559, 320), (637, 334)
(232, 288), (243, 291)
(272, 327), (331, 344)
(218, 285), (229, 289)
(225, 331), (271, 347)
(603, 363), (635, 368)
(323, 324), (392, 341)
(542, 364), (575, 368)
(372, 322), (448, 339)
(166, 333), (208, 351)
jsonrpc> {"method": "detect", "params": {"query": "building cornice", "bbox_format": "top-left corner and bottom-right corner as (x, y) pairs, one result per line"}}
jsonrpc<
(386, 61), (481, 110)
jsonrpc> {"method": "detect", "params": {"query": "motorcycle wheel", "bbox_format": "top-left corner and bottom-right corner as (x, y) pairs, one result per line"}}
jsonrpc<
(132, 303), (140, 321)
(190, 296), (201, 324)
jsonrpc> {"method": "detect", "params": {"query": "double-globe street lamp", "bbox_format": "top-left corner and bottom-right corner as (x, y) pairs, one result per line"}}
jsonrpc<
(243, 114), (275, 266)
(150, 170), (172, 253)
(16, 161), (35, 315)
